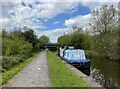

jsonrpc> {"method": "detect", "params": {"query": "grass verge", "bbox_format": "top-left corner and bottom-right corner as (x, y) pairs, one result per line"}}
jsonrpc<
(47, 51), (90, 87)
(1, 52), (39, 85)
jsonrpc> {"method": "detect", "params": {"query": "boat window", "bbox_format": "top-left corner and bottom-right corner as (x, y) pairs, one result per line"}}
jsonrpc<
(64, 52), (66, 55)
(73, 53), (85, 59)
(67, 53), (69, 57)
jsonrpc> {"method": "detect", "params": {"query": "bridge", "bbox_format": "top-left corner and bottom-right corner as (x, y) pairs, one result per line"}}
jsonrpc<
(43, 43), (61, 55)
(43, 43), (61, 48)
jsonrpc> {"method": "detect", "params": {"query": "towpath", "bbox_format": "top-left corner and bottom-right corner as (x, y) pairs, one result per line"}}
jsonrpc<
(4, 51), (51, 87)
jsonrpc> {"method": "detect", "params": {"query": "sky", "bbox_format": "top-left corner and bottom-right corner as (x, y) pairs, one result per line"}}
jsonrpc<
(0, 0), (119, 42)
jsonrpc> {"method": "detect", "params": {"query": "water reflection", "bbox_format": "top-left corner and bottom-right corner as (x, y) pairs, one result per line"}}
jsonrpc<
(90, 68), (118, 88)
(78, 57), (119, 88)
(90, 57), (119, 87)
(78, 67), (90, 76)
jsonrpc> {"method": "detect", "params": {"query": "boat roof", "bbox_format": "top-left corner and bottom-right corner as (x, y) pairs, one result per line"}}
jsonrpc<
(65, 49), (85, 54)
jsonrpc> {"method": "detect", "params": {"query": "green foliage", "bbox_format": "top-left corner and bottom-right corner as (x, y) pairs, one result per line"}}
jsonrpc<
(39, 35), (50, 43)
(22, 29), (38, 51)
(91, 29), (118, 59)
(3, 37), (32, 56)
(2, 28), (8, 38)
(38, 35), (50, 48)
(2, 30), (33, 72)
(2, 28), (49, 72)
(58, 35), (71, 47)
(90, 5), (118, 60)
(58, 28), (91, 50)
(2, 28), (50, 73)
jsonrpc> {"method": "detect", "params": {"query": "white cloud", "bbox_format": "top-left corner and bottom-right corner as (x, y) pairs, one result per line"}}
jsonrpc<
(1, 1), (119, 42)
(65, 2), (118, 28)
(65, 14), (91, 28)
(1, 0), (119, 2)
(81, 2), (118, 10)
(1, 1), (118, 29)
(35, 28), (71, 42)
(31, 2), (80, 19)
(1, 2), (18, 18)
(1, 2), (80, 29)
(27, 25), (46, 29)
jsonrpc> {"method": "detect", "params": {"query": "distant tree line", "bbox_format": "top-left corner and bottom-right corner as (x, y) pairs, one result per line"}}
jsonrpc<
(58, 5), (118, 60)
(58, 27), (91, 50)
(2, 27), (50, 72)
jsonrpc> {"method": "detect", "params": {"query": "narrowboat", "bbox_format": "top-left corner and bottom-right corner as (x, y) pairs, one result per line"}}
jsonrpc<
(60, 46), (90, 68)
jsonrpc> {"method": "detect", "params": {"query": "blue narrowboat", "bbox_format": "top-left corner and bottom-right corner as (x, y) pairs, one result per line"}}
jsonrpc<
(60, 46), (90, 68)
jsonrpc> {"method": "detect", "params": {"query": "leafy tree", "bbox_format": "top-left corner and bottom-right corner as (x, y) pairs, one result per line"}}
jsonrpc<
(10, 30), (23, 39)
(2, 28), (8, 38)
(2, 36), (32, 56)
(22, 29), (38, 51)
(38, 35), (50, 48)
(58, 27), (91, 50)
(90, 5), (117, 35)
(58, 35), (71, 47)
(90, 5), (118, 60)
(2, 27), (51, 71)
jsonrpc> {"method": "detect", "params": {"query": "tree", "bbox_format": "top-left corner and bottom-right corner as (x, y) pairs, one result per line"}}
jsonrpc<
(90, 5), (118, 60)
(58, 27), (91, 49)
(39, 35), (50, 44)
(2, 28), (8, 38)
(23, 29), (38, 51)
(10, 30), (23, 39)
(58, 34), (71, 48)
(90, 5), (117, 35)
(38, 35), (50, 48)
(2, 29), (33, 71)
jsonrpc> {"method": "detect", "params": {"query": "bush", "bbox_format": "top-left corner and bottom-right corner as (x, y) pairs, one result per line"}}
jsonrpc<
(2, 55), (30, 72)
(3, 37), (32, 56)
(2, 56), (18, 71)
(2, 33), (33, 72)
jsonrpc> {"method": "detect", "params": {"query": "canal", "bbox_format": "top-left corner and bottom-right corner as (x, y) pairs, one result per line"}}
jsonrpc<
(80, 56), (120, 88)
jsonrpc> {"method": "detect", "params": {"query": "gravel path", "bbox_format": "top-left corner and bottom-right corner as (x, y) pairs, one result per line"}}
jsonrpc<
(4, 51), (51, 87)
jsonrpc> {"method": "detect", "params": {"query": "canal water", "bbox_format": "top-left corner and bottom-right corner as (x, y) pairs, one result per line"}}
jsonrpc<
(79, 56), (120, 88)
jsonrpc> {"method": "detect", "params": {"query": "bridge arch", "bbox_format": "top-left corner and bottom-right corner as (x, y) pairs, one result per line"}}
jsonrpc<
(43, 43), (61, 56)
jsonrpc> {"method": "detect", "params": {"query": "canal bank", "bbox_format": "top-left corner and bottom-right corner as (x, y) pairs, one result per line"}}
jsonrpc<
(47, 51), (103, 88)
(60, 57), (104, 88)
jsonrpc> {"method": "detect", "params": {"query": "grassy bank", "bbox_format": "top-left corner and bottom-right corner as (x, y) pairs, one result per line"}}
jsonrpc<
(47, 51), (89, 87)
(1, 52), (39, 85)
